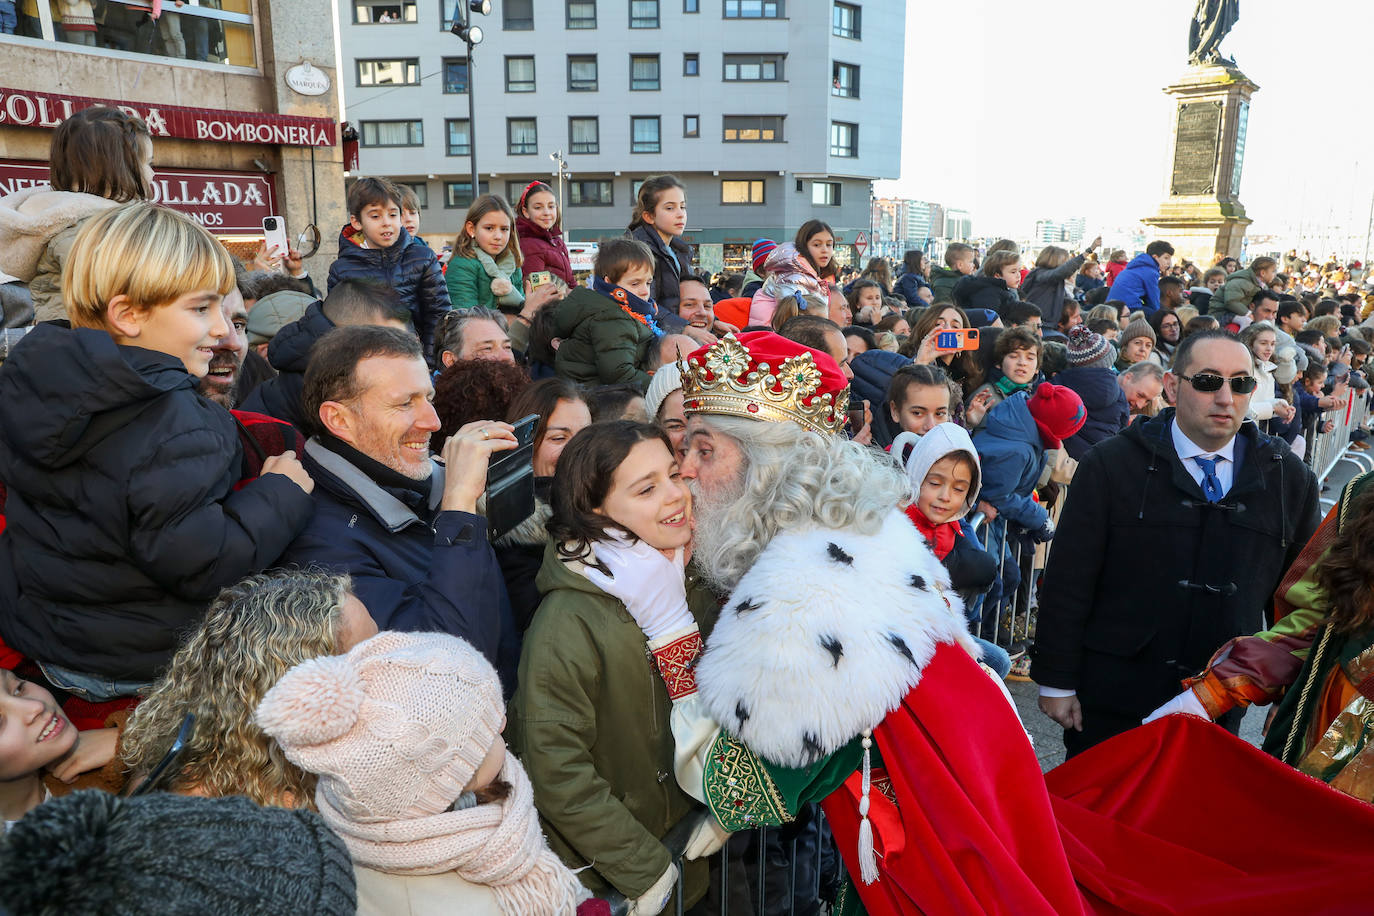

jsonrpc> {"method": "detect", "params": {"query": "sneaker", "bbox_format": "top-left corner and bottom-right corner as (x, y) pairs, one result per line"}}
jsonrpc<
(1006, 654), (1033, 682)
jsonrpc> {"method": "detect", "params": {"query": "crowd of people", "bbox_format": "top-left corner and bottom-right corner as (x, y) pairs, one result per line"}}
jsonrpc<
(4, 107), (1374, 915)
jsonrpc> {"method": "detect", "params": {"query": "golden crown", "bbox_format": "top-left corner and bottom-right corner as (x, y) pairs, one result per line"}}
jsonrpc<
(680, 334), (849, 436)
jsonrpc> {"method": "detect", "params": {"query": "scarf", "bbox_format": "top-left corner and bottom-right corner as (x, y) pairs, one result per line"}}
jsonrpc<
(474, 249), (525, 309)
(593, 276), (665, 338)
(319, 756), (584, 916)
(904, 503), (957, 560)
(994, 374), (1031, 397)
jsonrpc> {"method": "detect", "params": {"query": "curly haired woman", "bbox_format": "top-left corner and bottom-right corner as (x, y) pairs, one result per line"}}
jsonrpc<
(119, 569), (378, 806)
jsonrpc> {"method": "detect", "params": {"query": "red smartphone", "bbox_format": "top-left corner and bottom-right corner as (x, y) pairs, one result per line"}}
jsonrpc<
(933, 328), (980, 352)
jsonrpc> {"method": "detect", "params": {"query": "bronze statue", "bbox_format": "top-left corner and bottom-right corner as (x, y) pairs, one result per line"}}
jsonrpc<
(1189, 0), (1240, 65)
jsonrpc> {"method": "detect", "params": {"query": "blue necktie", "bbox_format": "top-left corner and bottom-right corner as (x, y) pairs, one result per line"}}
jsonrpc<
(1194, 456), (1223, 503)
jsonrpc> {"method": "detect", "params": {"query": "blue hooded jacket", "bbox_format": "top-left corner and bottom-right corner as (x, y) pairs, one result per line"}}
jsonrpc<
(1054, 365), (1129, 461)
(971, 392), (1049, 531)
(1107, 253), (1161, 314)
(850, 349), (911, 447)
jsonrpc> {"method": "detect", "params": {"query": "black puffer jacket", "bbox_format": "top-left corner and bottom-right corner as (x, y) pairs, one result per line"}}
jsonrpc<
(326, 225), (451, 356)
(240, 301), (334, 431)
(0, 325), (315, 680)
(628, 223), (693, 314)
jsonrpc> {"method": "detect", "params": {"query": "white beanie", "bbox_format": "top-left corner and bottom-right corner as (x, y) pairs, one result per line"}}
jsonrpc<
(891, 423), (982, 520)
(645, 360), (684, 421)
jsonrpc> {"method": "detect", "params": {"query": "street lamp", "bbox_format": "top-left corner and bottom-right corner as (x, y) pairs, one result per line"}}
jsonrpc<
(450, 0), (489, 202)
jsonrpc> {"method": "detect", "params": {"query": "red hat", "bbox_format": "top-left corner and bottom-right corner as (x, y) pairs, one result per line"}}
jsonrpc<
(1026, 383), (1086, 449)
(713, 296), (752, 330)
(681, 331), (850, 435)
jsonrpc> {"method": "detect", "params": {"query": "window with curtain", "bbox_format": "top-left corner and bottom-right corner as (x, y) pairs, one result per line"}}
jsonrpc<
(504, 0), (533, 28)
(508, 118), (538, 154)
(361, 120), (423, 147)
(568, 55), (598, 90)
(830, 121), (858, 157)
(722, 54), (784, 81)
(630, 0), (658, 27)
(446, 119), (471, 156)
(812, 182), (841, 206)
(505, 56), (536, 92)
(570, 181), (614, 205)
(630, 55), (660, 90)
(567, 0), (596, 27)
(569, 118), (600, 154)
(631, 116), (661, 153)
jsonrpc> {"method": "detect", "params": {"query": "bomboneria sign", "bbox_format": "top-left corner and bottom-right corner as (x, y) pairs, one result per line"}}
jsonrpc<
(0, 160), (277, 234)
(0, 86), (335, 147)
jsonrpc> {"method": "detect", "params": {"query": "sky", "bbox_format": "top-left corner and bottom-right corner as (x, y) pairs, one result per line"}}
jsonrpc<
(873, 0), (1372, 250)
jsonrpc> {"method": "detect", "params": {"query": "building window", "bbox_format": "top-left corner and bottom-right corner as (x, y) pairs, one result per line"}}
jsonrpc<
(830, 121), (858, 157)
(570, 117), (600, 154)
(685, 0), (699, 10)
(445, 180), (489, 208)
(568, 55), (599, 91)
(812, 181), (841, 206)
(832, 62), (859, 98)
(684, 115), (699, 137)
(361, 120), (424, 147)
(446, 119), (471, 156)
(504, 0), (534, 29)
(505, 56), (536, 92)
(832, 1), (860, 38)
(508, 118), (538, 155)
(722, 180), (765, 204)
(723, 0), (781, 17)
(354, 0), (417, 23)
(442, 57), (469, 93)
(630, 55), (660, 90)
(570, 180), (614, 205)
(630, 0), (659, 27)
(722, 54), (784, 81)
(397, 182), (429, 209)
(723, 115), (785, 142)
(631, 116), (661, 153)
(567, 0), (597, 27)
(59, 0), (253, 64)
(684, 53), (699, 76)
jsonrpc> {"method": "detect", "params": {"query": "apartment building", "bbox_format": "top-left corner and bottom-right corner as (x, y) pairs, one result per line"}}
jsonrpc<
(340, 0), (904, 271)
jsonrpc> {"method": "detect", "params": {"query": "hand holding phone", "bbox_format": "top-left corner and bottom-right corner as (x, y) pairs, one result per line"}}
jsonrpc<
(933, 328), (980, 352)
(528, 271), (552, 289)
(262, 216), (289, 272)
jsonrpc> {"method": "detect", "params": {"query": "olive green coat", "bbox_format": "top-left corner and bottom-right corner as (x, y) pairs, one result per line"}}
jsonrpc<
(507, 541), (718, 904)
(551, 286), (657, 391)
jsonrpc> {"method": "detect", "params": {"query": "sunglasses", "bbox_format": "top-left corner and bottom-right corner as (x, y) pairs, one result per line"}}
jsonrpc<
(1177, 372), (1259, 395)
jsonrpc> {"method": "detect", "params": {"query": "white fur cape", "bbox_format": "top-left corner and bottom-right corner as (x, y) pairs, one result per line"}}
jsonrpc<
(695, 509), (979, 768)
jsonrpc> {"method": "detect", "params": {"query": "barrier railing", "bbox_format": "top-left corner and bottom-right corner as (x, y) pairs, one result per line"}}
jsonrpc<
(1305, 391), (1373, 509)
(966, 512), (1040, 653)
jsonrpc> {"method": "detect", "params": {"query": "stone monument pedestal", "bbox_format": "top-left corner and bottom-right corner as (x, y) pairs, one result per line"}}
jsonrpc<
(1143, 64), (1258, 268)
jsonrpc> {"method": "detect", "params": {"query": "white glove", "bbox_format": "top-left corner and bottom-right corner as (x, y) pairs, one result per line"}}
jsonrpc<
(683, 814), (731, 860)
(1141, 688), (1210, 725)
(583, 533), (693, 641)
(627, 862), (677, 916)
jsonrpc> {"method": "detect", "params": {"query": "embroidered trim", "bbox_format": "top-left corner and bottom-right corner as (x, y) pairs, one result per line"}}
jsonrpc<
(870, 768), (898, 808)
(651, 630), (703, 701)
(703, 731), (791, 831)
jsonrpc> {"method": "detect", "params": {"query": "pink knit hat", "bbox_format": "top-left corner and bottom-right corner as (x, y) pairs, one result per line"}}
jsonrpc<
(255, 631), (505, 821)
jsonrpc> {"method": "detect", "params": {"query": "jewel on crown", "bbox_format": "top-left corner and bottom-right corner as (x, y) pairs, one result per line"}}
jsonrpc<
(680, 334), (849, 436)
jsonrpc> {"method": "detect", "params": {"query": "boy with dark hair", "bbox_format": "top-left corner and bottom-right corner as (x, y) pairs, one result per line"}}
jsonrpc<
(929, 243), (974, 304)
(1158, 275), (1185, 311)
(1210, 256), (1278, 322)
(551, 238), (663, 389)
(1109, 241), (1174, 314)
(328, 177), (451, 359)
(1002, 300), (1043, 335)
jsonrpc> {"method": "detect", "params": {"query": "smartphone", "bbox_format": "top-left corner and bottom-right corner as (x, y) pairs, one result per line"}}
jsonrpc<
(847, 404), (865, 431)
(262, 215), (289, 266)
(485, 413), (539, 541)
(528, 270), (552, 289)
(933, 327), (980, 352)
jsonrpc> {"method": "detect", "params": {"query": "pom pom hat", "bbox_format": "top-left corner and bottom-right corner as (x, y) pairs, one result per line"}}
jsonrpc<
(681, 331), (850, 436)
(751, 238), (778, 275)
(1066, 325), (1114, 370)
(256, 630), (504, 821)
(1026, 383), (1087, 449)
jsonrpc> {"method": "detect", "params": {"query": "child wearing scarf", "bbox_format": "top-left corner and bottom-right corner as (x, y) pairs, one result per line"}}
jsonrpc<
(963, 326), (1043, 432)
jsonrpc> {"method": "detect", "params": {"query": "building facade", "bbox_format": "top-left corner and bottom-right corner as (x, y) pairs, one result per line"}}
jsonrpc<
(0, 2), (345, 270)
(340, 0), (904, 273)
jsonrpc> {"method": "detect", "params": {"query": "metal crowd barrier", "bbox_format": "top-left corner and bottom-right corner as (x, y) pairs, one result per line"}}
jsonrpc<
(1305, 392), (1373, 509)
(964, 512), (1040, 652)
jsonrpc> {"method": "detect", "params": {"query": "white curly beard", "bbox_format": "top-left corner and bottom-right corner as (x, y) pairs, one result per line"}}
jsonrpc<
(688, 474), (752, 594)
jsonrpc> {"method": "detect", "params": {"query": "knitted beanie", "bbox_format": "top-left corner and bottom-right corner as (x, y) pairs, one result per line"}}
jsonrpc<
(1026, 383), (1087, 449)
(0, 791), (356, 916)
(1120, 318), (1157, 349)
(645, 360), (683, 421)
(255, 630), (505, 822)
(1066, 325), (1114, 369)
(245, 289), (315, 346)
(751, 238), (778, 275)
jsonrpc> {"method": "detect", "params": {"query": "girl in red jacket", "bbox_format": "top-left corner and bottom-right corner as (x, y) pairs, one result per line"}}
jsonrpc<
(515, 181), (576, 288)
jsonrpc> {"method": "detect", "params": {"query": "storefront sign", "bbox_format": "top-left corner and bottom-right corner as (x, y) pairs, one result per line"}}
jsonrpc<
(285, 63), (332, 97)
(0, 87), (335, 147)
(0, 160), (277, 234)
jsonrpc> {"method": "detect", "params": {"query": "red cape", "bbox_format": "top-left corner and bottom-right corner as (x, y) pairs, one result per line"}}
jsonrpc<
(823, 641), (1374, 916)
